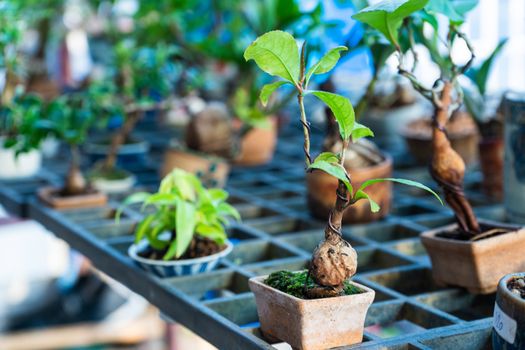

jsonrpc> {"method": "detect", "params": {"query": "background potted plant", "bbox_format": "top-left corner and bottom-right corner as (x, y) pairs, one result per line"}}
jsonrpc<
(244, 30), (441, 350)
(117, 168), (240, 277)
(492, 272), (525, 350)
(38, 92), (107, 209)
(463, 39), (508, 200)
(354, 0), (525, 294)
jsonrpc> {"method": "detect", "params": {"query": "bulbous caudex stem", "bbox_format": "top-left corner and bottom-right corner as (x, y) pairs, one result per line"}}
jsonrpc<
(430, 81), (480, 236)
(64, 144), (87, 196)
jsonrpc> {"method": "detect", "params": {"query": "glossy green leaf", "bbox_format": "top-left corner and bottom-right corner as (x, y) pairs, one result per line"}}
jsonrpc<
(244, 30), (300, 85)
(196, 224), (227, 245)
(305, 46), (348, 86)
(425, 0), (478, 23)
(352, 122), (375, 140)
(217, 202), (241, 222)
(135, 214), (156, 244)
(358, 178), (443, 205)
(115, 191), (151, 223)
(352, 0), (428, 47)
(165, 199), (196, 260)
(310, 91), (355, 141)
(308, 160), (352, 193)
(260, 80), (289, 106)
(313, 152), (340, 163)
(354, 190), (381, 212)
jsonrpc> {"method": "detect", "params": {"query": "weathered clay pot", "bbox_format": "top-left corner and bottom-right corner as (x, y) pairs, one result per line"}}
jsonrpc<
(249, 275), (374, 350)
(479, 137), (503, 200)
(421, 220), (525, 294)
(233, 116), (278, 166)
(162, 146), (229, 188)
(493, 272), (525, 349)
(38, 187), (107, 209)
(307, 154), (393, 223)
(402, 113), (479, 165)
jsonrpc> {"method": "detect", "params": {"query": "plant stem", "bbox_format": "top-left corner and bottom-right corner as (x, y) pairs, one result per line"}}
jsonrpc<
(297, 92), (312, 166)
(103, 111), (141, 171)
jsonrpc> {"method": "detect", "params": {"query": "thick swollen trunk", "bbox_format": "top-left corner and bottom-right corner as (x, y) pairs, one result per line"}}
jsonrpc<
(64, 145), (87, 196)
(103, 112), (141, 171)
(430, 81), (480, 236)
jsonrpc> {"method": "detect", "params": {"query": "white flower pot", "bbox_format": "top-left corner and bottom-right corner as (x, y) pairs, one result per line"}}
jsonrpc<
(0, 145), (42, 179)
(91, 174), (136, 194)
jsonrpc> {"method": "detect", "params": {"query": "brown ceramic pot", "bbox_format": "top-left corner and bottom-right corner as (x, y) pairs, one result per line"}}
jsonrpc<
(38, 187), (107, 209)
(162, 147), (229, 188)
(233, 116), (278, 166)
(402, 113), (479, 165)
(307, 154), (393, 224)
(249, 275), (374, 350)
(479, 137), (504, 200)
(421, 220), (525, 294)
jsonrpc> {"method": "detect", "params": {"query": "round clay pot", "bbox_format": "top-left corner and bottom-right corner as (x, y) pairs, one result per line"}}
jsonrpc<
(307, 153), (393, 224)
(162, 146), (230, 188)
(402, 113), (479, 165)
(0, 142), (42, 180)
(492, 272), (525, 349)
(479, 137), (503, 200)
(129, 239), (233, 278)
(360, 102), (426, 153)
(233, 116), (278, 166)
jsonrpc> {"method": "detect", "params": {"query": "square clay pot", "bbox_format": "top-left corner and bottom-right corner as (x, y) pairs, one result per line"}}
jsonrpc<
(249, 275), (375, 350)
(38, 186), (107, 210)
(421, 219), (525, 294)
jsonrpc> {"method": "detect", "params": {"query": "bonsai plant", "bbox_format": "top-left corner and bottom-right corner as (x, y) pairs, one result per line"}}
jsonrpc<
(244, 30), (441, 350)
(37, 92), (107, 209)
(87, 41), (177, 193)
(463, 39), (508, 199)
(354, 0), (525, 294)
(117, 168), (240, 277)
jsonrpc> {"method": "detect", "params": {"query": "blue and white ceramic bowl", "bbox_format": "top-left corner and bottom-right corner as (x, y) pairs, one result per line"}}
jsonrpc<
(128, 240), (233, 277)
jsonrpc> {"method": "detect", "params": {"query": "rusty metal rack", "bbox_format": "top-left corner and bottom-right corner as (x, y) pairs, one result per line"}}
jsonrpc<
(0, 124), (505, 349)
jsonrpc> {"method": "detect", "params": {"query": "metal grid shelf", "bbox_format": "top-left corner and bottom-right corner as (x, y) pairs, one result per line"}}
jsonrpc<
(0, 126), (506, 349)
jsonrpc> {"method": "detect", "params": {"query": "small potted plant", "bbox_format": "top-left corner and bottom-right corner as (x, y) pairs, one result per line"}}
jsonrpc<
(354, 0), (525, 294)
(38, 93), (107, 209)
(244, 30), (441, 350)
(117, 168), (240, 277)
(463, 39), (508, 199)
(493, 272), (525, 349)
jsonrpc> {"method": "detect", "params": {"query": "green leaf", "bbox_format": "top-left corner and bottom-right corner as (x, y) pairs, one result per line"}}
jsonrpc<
(135, 214), (156, 244)
(143, 193), (179, 209)
(196, 224), (227, 245)
(425, 0), (478, 23)
(308, 160), (353, 193)
(352, 0), (429, 47)
(309, 91), (355, 141)
(217, 202), (241, 222)
(165, 199), (196, 260)
(466, 38), (507, 96)
(207, 188), (229, 203)
(305, 46), (348, 86)
(244, 30), (300, 85)
(358, 178), (443, 205)
(173, 170), (197, 201)
(352, 122), (375, 141)
(354, 190), (381, 212)
(115, 192), (151, 222)
(260, 81), (288, 106)
(313, 152), (340, 163)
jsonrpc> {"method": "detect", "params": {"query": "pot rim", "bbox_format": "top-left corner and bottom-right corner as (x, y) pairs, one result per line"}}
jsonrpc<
(249, 273), (375, 302)
(421, 219), (523, 245)
(128, 239), (233, 266)
(84, 138), (150, 154)
(166, 140), (228, 164)
(498, 272), (525, 304)
(90, 172), (136, 183)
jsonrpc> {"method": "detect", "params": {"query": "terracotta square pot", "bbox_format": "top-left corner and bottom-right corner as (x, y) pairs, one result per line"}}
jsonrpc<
(421, 219), (525, 294)
(249, 275), (375, 350)
(38, 186), (107, 210)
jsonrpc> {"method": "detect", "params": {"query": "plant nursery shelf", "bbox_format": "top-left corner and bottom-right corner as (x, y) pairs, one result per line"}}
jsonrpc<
(0, 130), (507, 349)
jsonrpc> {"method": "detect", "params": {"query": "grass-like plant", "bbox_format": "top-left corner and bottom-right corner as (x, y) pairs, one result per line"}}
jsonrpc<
(353, 0), (487, 238)
(244, 30), (441, 297)
(117, 169), (240, 260)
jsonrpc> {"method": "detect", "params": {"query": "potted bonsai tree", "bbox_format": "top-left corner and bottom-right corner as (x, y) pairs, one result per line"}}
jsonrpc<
(244, 30), (441, 350)
(117, 168), (240, 277)
(463, 39), (508, 199)
(87, 41), (177, 193)
(38, 92), (107, 209)
(354, 0), (525, 294)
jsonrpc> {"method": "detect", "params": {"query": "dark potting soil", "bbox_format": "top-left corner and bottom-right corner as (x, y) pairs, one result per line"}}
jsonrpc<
(265, 270), (363, 299)
(435, 223), (512, 241)
(138, 236), (225, 261)
(56, 187), (98, 198)
(507, 277), (525, 299)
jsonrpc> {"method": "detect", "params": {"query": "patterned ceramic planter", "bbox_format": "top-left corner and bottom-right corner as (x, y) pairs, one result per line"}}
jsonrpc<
(493, 272), (525, 349)
(502, 92), (525, 224)
(128, 240), (233, 277)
